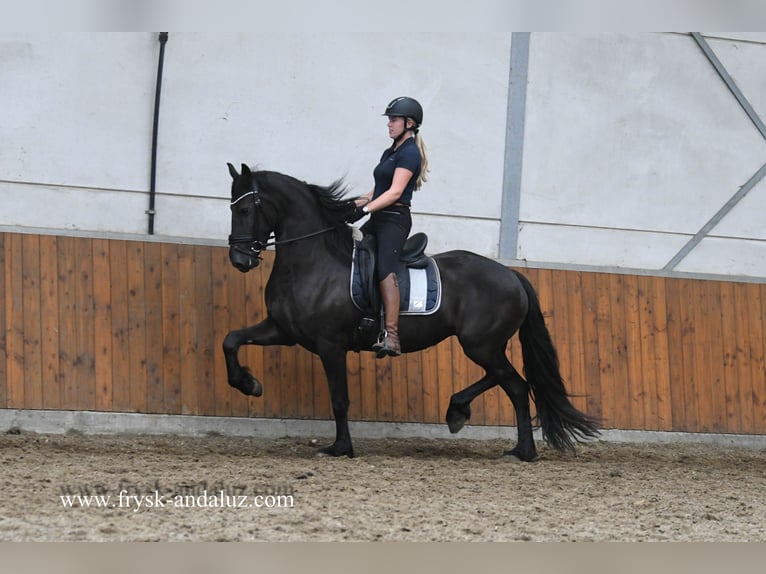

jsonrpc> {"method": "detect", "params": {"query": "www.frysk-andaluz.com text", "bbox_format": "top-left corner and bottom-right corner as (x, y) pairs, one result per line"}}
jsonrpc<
(59, 480), (295, 511)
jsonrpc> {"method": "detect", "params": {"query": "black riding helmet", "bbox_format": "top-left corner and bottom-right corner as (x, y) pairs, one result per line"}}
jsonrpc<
(383, 96), (423, 129)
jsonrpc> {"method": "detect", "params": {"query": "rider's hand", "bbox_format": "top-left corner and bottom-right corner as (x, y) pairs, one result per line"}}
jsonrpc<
(345, 205), (368, 224)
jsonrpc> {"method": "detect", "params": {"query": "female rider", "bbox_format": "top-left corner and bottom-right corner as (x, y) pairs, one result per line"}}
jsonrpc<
(347, 96), (429, 357)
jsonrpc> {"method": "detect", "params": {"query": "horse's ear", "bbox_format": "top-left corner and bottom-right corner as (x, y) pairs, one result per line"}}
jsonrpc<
(241, 164), (252, 178)
(227, 162), (239, 179)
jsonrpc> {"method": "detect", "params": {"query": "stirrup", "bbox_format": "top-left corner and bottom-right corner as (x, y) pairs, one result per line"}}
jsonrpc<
(372, 330), (387, 354)
(373, 329), (400, 358)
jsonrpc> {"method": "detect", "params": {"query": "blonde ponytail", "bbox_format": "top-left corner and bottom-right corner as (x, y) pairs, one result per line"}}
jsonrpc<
(414, 133), (429, 190)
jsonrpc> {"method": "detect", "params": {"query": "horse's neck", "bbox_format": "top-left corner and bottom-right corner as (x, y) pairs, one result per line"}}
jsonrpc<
(266, 184), (349, 271)
(273, 221), (349, 279)
(275, 208), (323, 243)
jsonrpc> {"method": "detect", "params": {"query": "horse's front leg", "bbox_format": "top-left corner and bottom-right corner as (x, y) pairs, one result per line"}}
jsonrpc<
(315, 342), (354, 458)
(222, 317), (294, 397)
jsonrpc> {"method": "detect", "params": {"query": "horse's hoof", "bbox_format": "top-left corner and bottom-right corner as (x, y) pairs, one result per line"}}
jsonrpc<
(446, 404), (470, 434)
(447, 416), (466, 434)
(503, 447), (537, 462)
(316, 443), (355, 458)
(247, 376), (263, 397)
(230, 371), (263, 397)
(240, 372), (263, 396)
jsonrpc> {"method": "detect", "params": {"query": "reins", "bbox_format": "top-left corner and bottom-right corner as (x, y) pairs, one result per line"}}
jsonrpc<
(275, 226), (336, 247)
(252, 226), (337, 250)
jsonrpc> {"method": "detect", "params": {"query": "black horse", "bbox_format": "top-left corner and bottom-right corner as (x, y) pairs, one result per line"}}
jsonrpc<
(223, 163), (599, 460)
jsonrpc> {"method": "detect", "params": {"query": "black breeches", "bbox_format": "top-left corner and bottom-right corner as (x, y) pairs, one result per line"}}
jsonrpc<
(361, 206), (412, 281)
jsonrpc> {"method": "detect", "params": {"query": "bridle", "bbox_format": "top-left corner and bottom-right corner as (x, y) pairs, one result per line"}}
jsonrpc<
(227, 178), (335, 262)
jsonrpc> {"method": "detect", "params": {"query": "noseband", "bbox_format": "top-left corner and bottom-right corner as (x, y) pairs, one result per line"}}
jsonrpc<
(228, 178), (335, 262)
(228, 183), (268, 262)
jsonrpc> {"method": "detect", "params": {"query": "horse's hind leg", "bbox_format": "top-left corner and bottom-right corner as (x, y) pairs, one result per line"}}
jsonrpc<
(452, 344), (537, 461)
(446, 376), (497, 434)
(497, 363), (536, 461)
(446, 339), (509, 433)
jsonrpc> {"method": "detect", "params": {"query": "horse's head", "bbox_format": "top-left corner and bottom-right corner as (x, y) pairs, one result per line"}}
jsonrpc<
(226, 162), (273, 273)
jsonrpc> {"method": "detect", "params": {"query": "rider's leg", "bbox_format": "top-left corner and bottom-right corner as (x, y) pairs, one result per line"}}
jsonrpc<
(375, 272), (401, 357)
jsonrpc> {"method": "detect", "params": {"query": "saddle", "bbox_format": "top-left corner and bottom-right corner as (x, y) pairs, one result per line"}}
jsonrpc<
(350, 232), (442, 344)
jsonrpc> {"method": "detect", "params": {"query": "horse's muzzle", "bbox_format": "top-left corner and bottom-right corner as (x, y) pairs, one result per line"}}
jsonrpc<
(229, 246), (260, 273)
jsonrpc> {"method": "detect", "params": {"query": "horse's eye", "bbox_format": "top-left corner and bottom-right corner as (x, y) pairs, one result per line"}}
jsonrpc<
(239, 207), (251, 216)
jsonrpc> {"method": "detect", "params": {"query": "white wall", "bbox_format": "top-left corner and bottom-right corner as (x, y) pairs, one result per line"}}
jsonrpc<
(518, 32), (766, 278)
(1, 32), (765, 279)
(0, 32), (510, 257)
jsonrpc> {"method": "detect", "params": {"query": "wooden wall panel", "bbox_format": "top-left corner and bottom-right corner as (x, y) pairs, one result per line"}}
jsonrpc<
(734, 282), (757, 434)
(21, 235), (43, 410)
(144, 242), (166, 414)
(579, 272), (603, 424)
(178, 243), (198, 415)
(1, 231), (765, 437)
(126, 241), (147, 413)
(56, 236), (77, 410)
(76, 238), (96, 409)
(109, 240), (131, 412)
(759, 284), (766, 434)
(654, 277), (673, 430)
(5, 235), (24, 409)
(160, 243), (181, 414)
(0, 234), (8, 408)
(750, 284), (766, 434)
(92, 238), (113, 412)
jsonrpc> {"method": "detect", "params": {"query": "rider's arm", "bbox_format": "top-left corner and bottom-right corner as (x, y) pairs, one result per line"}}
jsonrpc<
(363, 167), (413, 213)
(354, 190), (374, 207)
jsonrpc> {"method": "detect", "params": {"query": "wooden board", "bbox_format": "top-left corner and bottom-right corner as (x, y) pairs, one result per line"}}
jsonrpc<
(2, 232), (764, 437)
(5, 235), (25, 408)
(21, 235), (43, 409)
(0, 234), (8, 408)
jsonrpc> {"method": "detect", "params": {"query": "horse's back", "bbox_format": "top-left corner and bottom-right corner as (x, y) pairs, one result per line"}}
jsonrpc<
(396, 249), (529, 351)
(432, 249), (528, 314)
(433, 249), (524, 287)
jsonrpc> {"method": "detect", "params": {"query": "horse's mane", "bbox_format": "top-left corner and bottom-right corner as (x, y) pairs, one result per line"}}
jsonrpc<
(307, 179), (356, 260)
(253, 170), (355, 261)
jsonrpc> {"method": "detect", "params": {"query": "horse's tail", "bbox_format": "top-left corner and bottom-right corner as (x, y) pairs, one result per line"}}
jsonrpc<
(512, 270), (600, 452)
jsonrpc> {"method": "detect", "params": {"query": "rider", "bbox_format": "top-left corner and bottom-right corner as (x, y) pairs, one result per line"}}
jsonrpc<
(347, 96), (429, 357)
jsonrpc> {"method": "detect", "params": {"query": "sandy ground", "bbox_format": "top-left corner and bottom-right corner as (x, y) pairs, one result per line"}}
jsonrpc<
(1, 430), (765, 542)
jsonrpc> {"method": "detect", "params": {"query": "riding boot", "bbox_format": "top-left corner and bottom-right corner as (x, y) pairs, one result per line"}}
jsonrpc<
(373, 273), (401, 358)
